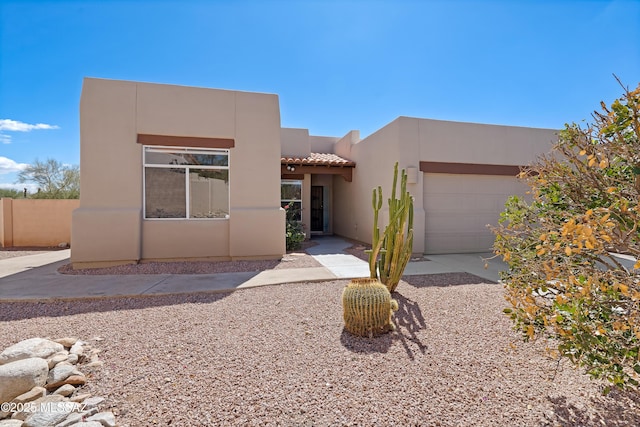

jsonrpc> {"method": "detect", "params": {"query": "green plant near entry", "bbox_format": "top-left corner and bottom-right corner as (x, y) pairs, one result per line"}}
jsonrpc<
(284, 204), (305, 251)
(342, 278), (398, 337)
(492, 80), (640, 392)
(367, 162), (414, 293)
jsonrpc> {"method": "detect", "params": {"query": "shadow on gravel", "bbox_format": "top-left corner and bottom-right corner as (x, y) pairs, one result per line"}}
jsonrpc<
(340, 329), (394, 354)
(339, 292), (427, 360)
(546, 387), (640, 426)
(402, 273), (497, 287)
(0, 291), (232, 322)
(393, 293), (428, 360)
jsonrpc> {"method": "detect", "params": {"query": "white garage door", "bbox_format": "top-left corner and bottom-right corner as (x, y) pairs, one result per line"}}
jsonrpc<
(423, 173), (528, 254)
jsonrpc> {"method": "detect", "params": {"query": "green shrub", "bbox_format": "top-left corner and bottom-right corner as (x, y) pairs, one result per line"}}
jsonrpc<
(284, 204), (305, 251)
(492, 80), (640, 391)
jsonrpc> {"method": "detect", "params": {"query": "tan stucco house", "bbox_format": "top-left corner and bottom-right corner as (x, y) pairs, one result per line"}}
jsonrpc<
(71, 78), (556, 268)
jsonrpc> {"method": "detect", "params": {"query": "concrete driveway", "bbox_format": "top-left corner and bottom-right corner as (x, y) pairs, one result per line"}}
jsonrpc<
(0, 238), (506, 301)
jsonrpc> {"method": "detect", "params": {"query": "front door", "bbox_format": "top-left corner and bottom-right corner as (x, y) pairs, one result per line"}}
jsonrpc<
(311, 186), (324, 232)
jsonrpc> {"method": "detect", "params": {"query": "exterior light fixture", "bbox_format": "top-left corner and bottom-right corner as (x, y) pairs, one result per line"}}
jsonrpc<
(287, 165), (296, 172)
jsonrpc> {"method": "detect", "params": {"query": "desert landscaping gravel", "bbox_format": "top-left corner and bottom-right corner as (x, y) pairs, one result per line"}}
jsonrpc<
(0, 247), (63, 260)
(57, 252), (322, 275)
(2, 279), (639, 426)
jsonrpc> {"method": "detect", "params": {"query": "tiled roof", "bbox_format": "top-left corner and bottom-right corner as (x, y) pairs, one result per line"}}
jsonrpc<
(281, 153), (355, 167)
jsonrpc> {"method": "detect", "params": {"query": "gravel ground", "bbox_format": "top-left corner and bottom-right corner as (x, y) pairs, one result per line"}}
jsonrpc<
(2, 280), (639, 426)
(0, 247), (64, 260)
(58, 241), (321, 275)
(57, 252), (321, 275)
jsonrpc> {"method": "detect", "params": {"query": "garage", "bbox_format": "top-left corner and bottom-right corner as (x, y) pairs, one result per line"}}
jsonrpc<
(422, 171), (528, 254)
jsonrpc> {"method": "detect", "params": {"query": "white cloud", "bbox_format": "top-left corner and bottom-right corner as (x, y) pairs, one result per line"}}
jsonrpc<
(0, 118), (60, 144)
(0, 119), (59, 132)
(0, 156), (29, 175)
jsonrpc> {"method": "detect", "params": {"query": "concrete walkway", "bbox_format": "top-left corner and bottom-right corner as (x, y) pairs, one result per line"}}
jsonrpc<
(0, 237), (505, 301)
(306, 235), (370, 278)
(0, 250), (71, 278)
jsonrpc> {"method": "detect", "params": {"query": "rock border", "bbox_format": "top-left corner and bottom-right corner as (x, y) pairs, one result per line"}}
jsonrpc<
(0, 337), (115, 427)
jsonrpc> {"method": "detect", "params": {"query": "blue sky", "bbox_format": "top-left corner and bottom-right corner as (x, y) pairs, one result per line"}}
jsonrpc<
(1, 0), (638, 191)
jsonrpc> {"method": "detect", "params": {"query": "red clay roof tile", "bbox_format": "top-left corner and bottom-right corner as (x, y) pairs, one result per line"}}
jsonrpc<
(280, 153), (355, 167)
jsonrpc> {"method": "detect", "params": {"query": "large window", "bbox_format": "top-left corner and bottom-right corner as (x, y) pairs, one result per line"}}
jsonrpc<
(281, 180), (302, 221)
(144, 146), (229, 219)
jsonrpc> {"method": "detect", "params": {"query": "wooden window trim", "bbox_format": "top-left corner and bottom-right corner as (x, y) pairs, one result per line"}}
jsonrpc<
(419, 161), (523, 176)
(138, 134), (235, 149)
(280, 165), (353, 182)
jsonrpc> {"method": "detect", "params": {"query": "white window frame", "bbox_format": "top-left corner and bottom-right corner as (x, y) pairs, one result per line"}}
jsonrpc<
(281, 179), (303, 222)
(143, 145), (230, 220)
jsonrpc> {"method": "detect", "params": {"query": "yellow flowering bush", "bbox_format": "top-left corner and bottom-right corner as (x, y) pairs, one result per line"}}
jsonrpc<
(493, 81), (640, 391)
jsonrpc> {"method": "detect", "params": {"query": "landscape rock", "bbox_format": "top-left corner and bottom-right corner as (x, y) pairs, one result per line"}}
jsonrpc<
(54, 338), (78, 349)
(87, 411), (116, 427)
(45, 375), (87, 391)
(54, 412), (84, 427)
(0, 358), (49, 404)
(22, 395), (79, 427)
(12, 386), (46, 404)
(69, 342), (84, 357)
(63, 374), (86, 386)
(10, 394), (66, 421)
(0, 337), (116, 426)
(82, 397), (104, 409)
(0, 338), (64, 365)
(52, 384), (76, 397)
(0, 419), (23, 426)
(79, 407), (99, 418)
(45, 372), (86, 391)
(56, 408), (99, 426)
(47, 362), (75, 385)
(47, 353), (69, 369)
(69, 393), (91, 403)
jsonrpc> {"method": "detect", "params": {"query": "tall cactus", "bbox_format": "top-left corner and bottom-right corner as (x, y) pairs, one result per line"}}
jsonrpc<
(368, 162), (414, 293)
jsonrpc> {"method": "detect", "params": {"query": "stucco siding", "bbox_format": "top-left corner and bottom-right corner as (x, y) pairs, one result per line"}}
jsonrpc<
(334, 117), (554, 254)
(73, 78), (284, 268)
(418, 118), (556, 165)
(141, 219), (230, 260)
(333, 120), (402, 245)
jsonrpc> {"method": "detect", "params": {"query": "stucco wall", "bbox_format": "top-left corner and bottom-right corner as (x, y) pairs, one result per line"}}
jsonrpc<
(333, 117), (556, 254)
(309, 135), (339, 153)
(333, 119), (412, 248)
(0, 198), (79, 247)
(417, 118), (556, 253)
(281, 129), (338, 158)
(73, 78), (285, 268)
(281, 128), (310, 158)
(416, 117), (555, 165)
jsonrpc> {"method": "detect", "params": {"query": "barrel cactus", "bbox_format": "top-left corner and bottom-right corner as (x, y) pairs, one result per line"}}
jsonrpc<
(342, 278), (398, 337)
